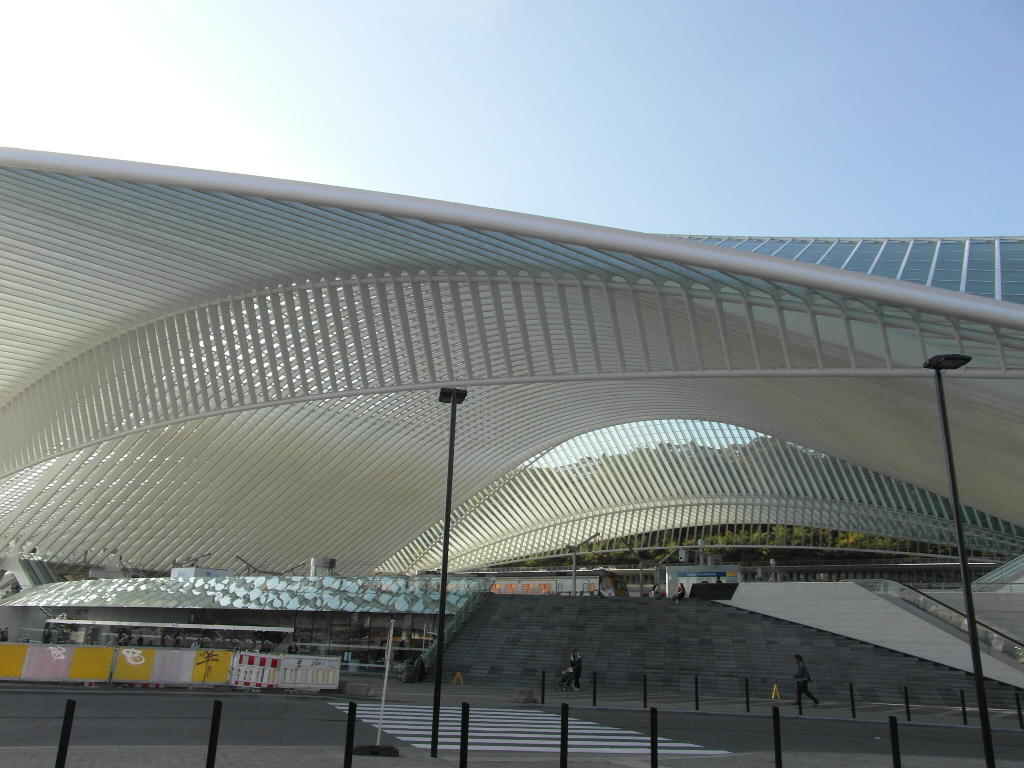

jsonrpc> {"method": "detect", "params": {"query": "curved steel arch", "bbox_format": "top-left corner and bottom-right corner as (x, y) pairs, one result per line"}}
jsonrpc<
(384, 420), (1024, 572)
(0, 149), (1022, 575)
(3, 266), (1022, 477)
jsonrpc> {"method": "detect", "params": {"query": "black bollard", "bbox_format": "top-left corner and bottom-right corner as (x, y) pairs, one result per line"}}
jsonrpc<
(459, 701), (469, 768)
(888, 715), (902, 768)
(903, 686), (911, 722)
(694, 675), (700, 711)
(849, 683), (856, 719)
(1017, 691), (1023, 729)
(205, 699), (222, 768)
(541, 670), (546, 705)
(650, 706), (658, 768)
(960, 690), (967, 725)
(560, 702), (569, 768)
(54, 699), (76, 768)
(772, 705), (782, 768)
(343, 701), (356, 768)
(592, 671), (597, 706)
(744, 677), (750, 713)
(643, 673), (648, 709)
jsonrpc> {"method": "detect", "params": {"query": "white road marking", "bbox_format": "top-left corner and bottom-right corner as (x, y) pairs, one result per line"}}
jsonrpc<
(330, 701), (730, 756)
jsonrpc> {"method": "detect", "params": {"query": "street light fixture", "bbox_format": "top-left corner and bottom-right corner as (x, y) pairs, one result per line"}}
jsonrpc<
(570, 533), (601, 595)
(923, 353), (994, 767)
(429, 387), (467, 758)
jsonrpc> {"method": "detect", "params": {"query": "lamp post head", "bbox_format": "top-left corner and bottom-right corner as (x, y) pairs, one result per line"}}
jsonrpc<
(438, 388), (468, 404)
(923, 354), (972, 371)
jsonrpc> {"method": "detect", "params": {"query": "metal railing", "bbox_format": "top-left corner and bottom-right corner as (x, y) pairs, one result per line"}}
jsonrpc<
(420, 590), (486, 671)
(855, 579), (1024, 663)
(973, 553), (1024, 591)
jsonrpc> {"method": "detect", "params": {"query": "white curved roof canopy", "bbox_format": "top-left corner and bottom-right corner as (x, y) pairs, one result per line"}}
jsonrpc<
(0, 148), (1022, 574)
(387, 419), (1024, 573)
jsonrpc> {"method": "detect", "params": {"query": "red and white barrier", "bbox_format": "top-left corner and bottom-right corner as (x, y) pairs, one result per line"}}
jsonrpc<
(230, 653), (280, 688)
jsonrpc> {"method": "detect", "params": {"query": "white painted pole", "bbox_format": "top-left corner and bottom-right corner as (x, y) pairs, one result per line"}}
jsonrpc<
(572, 551), (577, 595)
(376, 619), (396, 746)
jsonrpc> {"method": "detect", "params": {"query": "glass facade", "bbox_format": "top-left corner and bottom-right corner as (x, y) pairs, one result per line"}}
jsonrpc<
(679, 236), (1024, 305)
(4, 575), (490, 661)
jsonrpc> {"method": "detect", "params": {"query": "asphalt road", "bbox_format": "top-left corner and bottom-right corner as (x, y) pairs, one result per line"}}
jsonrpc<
(0, 691), (346, 747)
(3, 689), (1024, 764)
(583, 706), (1024, 761)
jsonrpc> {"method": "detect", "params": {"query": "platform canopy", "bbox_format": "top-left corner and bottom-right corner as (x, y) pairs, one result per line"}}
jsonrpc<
(0, 148), (1022, 575)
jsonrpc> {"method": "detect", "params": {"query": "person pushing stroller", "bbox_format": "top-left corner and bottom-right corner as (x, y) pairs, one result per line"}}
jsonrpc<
(556, 665), (575, 691)
(569, 648), (583, 690)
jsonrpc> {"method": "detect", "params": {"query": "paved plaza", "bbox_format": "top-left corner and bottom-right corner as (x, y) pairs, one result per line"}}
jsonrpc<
(2, 682), (1024, 766)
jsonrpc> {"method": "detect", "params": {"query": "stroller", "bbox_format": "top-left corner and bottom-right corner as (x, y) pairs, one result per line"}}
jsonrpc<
(555, 666), (576, 692)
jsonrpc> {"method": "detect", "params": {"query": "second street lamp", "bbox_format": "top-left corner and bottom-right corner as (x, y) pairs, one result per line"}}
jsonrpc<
(924, 353), (994, 768)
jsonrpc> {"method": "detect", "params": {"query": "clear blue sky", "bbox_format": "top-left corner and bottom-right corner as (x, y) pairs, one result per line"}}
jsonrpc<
(3, 1), (1021, 236)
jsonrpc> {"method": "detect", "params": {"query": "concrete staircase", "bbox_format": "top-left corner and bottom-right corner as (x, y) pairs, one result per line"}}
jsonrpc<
(442, 594), (1024, 707)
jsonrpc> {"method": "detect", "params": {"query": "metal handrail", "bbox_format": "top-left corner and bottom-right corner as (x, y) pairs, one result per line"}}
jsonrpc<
(973, 553), (1024, 589)
(420, 589), (486, 671)
(855, 579), (1024, 662)
(969, 582), (1024, 594)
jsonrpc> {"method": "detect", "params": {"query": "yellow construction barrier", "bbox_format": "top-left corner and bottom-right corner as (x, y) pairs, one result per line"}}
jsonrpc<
(0, 643), (116, 682)
(192, 649), (233, 684)
(0, 645), (328, 689)
(770, 683), (781, 700)
(68, 647), (114, 681)
(0, 644), (29, 679)
(112, 647), (156, 682)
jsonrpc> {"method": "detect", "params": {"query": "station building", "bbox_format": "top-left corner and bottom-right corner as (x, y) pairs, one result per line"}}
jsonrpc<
(0, 148), (1022, 690)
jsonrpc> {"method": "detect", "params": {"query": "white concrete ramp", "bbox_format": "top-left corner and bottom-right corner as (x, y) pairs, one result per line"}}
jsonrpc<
(724, 582), (1024, 689)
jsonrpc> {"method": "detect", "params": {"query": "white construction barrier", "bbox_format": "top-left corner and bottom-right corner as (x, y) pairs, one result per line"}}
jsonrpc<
(277, 655), (340, 689)
(229, 652), (339, 689)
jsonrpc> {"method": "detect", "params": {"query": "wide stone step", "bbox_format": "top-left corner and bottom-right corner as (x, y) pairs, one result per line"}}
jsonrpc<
(440, 594), (1022, 707)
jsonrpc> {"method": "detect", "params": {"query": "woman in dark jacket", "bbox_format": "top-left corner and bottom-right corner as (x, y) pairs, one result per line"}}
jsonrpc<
(793, 654), (819, 706)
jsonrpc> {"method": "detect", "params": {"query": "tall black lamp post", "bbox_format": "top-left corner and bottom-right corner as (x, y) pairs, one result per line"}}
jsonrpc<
(430, 387), (467, 758)
(924, 353), (994, 767)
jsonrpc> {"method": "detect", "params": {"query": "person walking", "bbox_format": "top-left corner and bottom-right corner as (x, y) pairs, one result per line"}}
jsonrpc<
(792, 653), (819, 706)
(569, 648), (583, 691)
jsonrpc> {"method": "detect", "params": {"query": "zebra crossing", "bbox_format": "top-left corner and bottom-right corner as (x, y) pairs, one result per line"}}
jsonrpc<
(330, 701), (731, 755)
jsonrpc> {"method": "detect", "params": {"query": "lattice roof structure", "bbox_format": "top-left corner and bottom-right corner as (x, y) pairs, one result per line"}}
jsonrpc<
(0, 148), (1022, 575)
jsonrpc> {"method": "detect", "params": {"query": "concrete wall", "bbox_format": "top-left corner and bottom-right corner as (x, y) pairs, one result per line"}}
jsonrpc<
(725, 582), (1024, 689)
